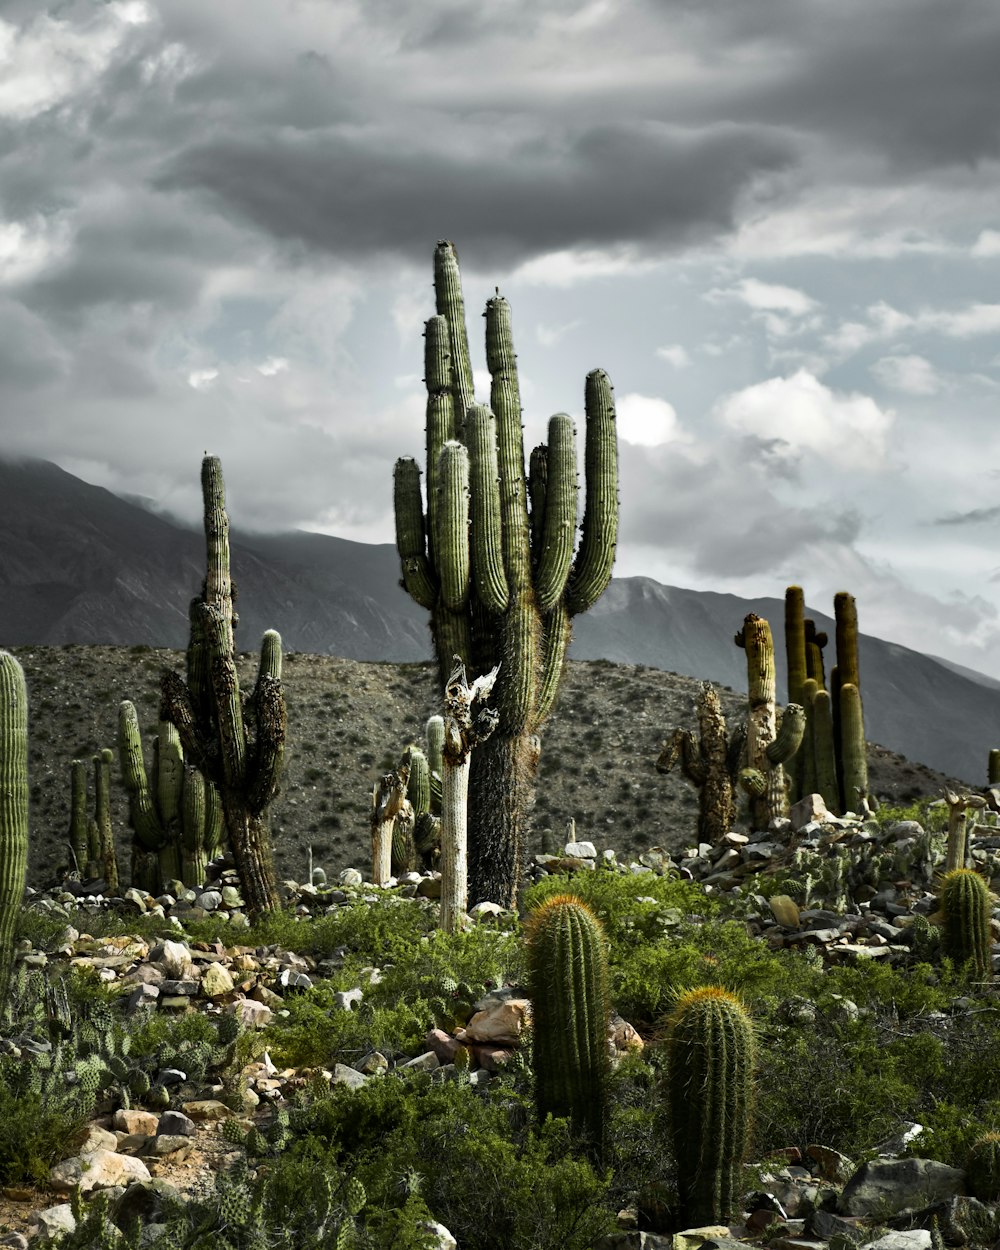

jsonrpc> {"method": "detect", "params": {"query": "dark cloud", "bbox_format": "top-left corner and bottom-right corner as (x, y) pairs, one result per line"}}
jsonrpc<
(935, 505), (1000, 526)
(157, 122), (793, 267)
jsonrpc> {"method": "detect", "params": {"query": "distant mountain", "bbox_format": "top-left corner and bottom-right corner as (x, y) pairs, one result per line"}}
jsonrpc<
(0, 456), (996, 784)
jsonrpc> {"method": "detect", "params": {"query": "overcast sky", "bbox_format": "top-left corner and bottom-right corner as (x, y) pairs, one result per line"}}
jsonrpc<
(4, 1), (1000, 676)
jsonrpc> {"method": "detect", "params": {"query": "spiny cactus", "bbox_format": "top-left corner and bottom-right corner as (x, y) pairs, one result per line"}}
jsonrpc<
(68, 759), (88, 876)
(0, 652), (28, 1004)
(657, 682), (744, 843)
(666, 986), (755, 1227)
(784, 586), (808, 803)
(940, 868), (993, 979)
(161, 456), (286, 919)
(393, 241), (619, 906)
(735, 614), (803, 830)
(832, 591), (868, 812)
(119, 704), (223, 892)
(525, 894), (610, 1161)
(968, 1131), (1000, 1200)
(370, 754), (412, 886)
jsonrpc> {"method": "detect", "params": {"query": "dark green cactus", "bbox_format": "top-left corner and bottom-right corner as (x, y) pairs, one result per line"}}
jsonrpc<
(832, 591), (867, 811)
(94, 748), (119, 892)
(525, 893), (610, 1161)
(118, 702), (223, 891)
(812, 687), (839, 814)
(989, 749), (1000, 788)
(161, 456), (286, 919)
(735, 614), (803, 830)
(968, 1131), (1000, 1200)
(804, 617), (828, 689)
(394, 241), (619, 906)
(666, 986), (755, 1227)
(0, 652), (28, 1004)
(68, 759), (88, 876)
(657, 681), (743, 843)
(784, 586), (808, 803)
(940, 868), (992, 979)
(838, 681), (868, 813)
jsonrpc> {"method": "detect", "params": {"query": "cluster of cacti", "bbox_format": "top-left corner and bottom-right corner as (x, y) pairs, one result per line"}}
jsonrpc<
(438, 659), (499, 931)
(784, 588), (869, 815)
(735, 614), (805, 830)
(117, 703), (224, 892)
(66, 750), (119, 888)
(524, 893), (610, 1162)
(665, 986), (755, 1227)
(394, 241), (619, 906)
(657, 681), (745, 843)
(0, 652), (28, 1006)
(939, 867), (993, 978)
(161, 456), (286, 920)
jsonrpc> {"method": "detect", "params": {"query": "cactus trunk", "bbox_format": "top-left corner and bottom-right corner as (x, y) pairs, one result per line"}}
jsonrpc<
(736, 615), (799, 830)
(0, 653), (28, 1003)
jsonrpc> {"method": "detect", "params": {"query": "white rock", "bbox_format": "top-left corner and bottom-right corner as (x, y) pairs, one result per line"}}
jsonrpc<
(49, 1149), (151, 1193)
(416, 1221), (458, 1250)
(564, 841), (597, 858)
(28, 1204), (76, 1241)
(160, 939), (194, 979)
(463, 999), (530, 1044)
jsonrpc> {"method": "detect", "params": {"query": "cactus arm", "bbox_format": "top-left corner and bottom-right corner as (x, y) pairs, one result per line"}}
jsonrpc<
(784, 586), (808, 708)
(834, 591), (860, 689)
(528, 444), (547, 562)
(0, 652), (28, 1000)
(94, 748), (118, 886)
(800, 678), (819, 797)
(434, 242), (476, 431)
(424, 313), (457, 570)
(535, 603), (571, 727)
(766, 703), (805, 766)
(566, 370), (618, 616)
(117, 701), (168, 850)
(247, 670), (286, 817)
(201, 456), (236, 653)
(838, 682), (868, 813)
(485, 296), (533, 596)
(534, 414), (578, 612)
(404, 746), (431, 815)
(425, 715), (445, 778)
(466, 404), (510, 612)
(435, 441), (472, 612)
(658, 728), (709, 787)
(156, 723), (184, 838)
(393, 458), (437, 610)
(812, 688), (839, 813)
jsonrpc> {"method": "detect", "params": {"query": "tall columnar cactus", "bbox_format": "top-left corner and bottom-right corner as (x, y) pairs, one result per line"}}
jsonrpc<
(439, 660), (498, 933)
(93, 749), (119, 893)
(939, 868), (992, 979)
(784, 586), (808, 803)
(161, 456), (286, 919)
(832, 591), (866, 810)
(0, 652), (28, 1002)
(370, 756), (411, 885)
(989, 750), (1000, 788)
(118, 702), (222, 891)
(666, 986), (755, 1228)
(735, 614), (803, 830)
(525, 894), (610, 1161)
(657, 682), (743, 843)
(393, 241), (619, 906)
(838, 682), (868, 814)
(804, 618), (828, 688)
(404, 744), (440, 870)
(68, 759), (88, 875)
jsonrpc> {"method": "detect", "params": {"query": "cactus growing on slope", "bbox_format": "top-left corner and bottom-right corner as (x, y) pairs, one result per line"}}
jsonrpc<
(735, 614), (804, 829)
(161, 456), (286, 919)
(0, 652), (28, 1003)
(393, 241), (619, 906)
(657, 682), (744, 843)
(666, 986), (755, 1228)
(118, 702), (223, 890)
(525, 894), (610, 1162)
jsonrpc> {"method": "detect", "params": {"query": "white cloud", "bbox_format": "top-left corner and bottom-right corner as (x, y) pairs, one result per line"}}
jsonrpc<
(616, 393), (688, 447)
(511, 246), (655, 288)
(706, 276), (820, 338)
(256, 357), (289, 377)
(656, 344), (692, 368)
(715, 370), (893, 470)
(536, 320), (581, 347)
(0, 218), (71, 286)
(187, 368), (219, 390)
(826, 299), (1000, 358)
(870, 354), (941, 396)
(972, 230), (1000, 258)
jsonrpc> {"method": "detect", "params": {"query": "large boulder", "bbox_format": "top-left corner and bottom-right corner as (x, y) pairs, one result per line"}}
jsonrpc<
(839, 1158), (965, 1217)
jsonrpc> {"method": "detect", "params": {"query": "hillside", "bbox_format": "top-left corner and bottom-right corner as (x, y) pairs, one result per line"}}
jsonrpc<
(14, 645), (956, 890)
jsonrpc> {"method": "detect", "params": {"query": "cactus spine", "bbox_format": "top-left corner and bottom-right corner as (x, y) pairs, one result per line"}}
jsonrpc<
(161, 456), (286, 919)
(735, 614), (803, 829)
(0, 652), (28, 1001)
(525, 894), (610, 1161)
(940, 868), (992, 979)
(666, 986), (755, 1227)
(393, 242), (619, 905)
(657, 682), (742, 842)
(784, 586), (808, 803)
(439, 660), (498, 932)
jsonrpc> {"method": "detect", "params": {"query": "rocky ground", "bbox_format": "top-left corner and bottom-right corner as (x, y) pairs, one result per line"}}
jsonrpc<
(4, 790), (1000, 1247)
(10, 646), (960, 890)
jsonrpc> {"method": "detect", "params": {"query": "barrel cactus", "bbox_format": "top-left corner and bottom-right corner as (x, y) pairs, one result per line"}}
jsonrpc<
(968, 1131), (1000, 1200)
(525, 894), (610, 1161)
(666, 986), (755, 1227)
(393, 241), (619, 906)
(939, 868), (993, 979)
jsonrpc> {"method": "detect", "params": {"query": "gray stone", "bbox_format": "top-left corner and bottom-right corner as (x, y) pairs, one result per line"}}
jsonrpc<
(49, 1149), (151, 1193)
(330, 1063), (368, 1088)
(200, 962), (235, 996)
(196, 889), (222, 912)
(564, 840), (597, 858)
(157, 1111), (196, 1137)
(0, 1233), (29, 1249)
(113, 1179), (185, 1227)
(339, 868), (364, 886)
(861, 1234), (931, 1250)
(594, 1235), (674, 1250)
(839, 1158), (965, 1217)
(28, 1204), (76, 1242)
(334, 988), (363, 1010)
(397, 1050), (440, 1072)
